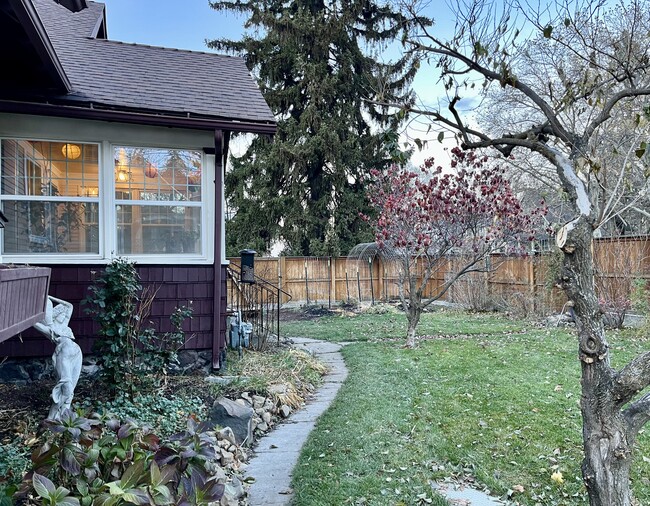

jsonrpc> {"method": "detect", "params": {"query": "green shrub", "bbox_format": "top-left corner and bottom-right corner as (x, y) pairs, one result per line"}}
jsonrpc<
(0, 442), (30, 499)
(88, 393), (206, 438)
(17, 410), (224, 506)
(83, 258), (192, 396)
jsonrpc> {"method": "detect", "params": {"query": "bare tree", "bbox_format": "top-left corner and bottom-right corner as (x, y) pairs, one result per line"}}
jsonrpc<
(393, 0), (650, 503)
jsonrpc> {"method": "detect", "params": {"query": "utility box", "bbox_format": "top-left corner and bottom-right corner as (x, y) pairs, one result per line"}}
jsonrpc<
(240, 249), (256, 284)
(229, 313), (252, 349)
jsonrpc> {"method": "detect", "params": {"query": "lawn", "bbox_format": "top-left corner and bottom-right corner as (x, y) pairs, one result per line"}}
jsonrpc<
(282, 309), (650, 506)
(281, 306), (527, 342)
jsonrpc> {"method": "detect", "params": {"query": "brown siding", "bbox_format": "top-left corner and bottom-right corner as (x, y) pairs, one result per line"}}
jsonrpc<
(0, 264), (227, 361)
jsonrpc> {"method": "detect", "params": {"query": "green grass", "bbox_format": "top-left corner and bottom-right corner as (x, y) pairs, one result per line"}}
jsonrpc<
(281, 308), (526, 342)
(285, 311), (650, 505)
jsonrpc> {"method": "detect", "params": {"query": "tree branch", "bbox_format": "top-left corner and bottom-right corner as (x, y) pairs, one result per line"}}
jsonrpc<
(613, 351), (650, 407)
(584, 88), (650, 142)
(623, 392), (650, 435)
(408, 36), (573, 145)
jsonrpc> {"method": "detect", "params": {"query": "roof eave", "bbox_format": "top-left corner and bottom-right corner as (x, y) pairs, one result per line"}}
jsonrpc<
(9, 0), (72, 93)
(0, 99), (277, 135)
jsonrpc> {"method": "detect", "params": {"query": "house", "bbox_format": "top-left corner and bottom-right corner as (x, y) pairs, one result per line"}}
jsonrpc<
(0, 0), (275, 368)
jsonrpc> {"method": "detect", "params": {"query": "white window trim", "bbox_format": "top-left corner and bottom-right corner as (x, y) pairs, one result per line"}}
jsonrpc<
(0, 133), (216, 265)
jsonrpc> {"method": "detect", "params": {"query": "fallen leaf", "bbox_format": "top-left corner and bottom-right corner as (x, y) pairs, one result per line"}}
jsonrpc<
(551, 471), (564, 485)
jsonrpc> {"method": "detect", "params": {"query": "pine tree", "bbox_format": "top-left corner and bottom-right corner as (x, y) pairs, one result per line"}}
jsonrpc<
(209, 0), (426, 256)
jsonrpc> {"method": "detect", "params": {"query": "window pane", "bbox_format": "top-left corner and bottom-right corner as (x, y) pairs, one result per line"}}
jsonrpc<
(1, 140), (99, 197)
(114, 147), (202, 201)
(116, 205), (201, 255)
(1, 201), (99, 254)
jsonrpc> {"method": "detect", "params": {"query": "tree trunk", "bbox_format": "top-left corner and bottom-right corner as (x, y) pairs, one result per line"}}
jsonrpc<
(405, 300), (421, 348)
(560, 217), (635, 505)
(581, 403), (634, 506)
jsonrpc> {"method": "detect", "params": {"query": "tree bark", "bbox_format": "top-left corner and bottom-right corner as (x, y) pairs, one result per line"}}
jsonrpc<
(560, 216), (636, 505)
(405, 301), (421, 348)
(405, 290), (422, 348)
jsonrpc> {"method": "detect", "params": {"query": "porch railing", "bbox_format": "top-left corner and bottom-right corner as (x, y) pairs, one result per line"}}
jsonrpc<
(226, 263), (292, 350)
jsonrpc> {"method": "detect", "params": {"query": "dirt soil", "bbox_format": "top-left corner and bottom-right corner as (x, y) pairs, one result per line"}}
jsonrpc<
(0, 381), (53, 443)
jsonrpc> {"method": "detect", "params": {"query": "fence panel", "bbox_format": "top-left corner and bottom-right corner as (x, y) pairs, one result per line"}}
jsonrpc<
(226, 237), (650, 311)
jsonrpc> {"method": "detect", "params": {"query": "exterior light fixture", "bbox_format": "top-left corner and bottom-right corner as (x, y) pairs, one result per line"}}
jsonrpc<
(116, 169), (130, 182)
(62, 143), (81, 159)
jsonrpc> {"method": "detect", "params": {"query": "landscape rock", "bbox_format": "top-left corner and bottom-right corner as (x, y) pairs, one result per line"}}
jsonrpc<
(252, 395), (265, 409)
(267, 383), (288, 396)
(177, 350), (199, 368)
(208, 397), (254, 446)
(81, 364), (100, 376)
(230, 477), (245, 499)
(279, 404), (292, 418)
(220, 449), (235, 466)
(206, 376), (240, 386)
(23, 360), (53, 381)
(0, 362), (30, 384)
(217, 427), (238, 446)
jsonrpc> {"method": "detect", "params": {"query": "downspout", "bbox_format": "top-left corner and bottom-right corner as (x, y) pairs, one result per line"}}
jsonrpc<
(211, 129), (230, 369)
(212, 130), (224, 369)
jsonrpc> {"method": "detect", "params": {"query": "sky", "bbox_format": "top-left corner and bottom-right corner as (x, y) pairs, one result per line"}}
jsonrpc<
(99, 0), (243, 52)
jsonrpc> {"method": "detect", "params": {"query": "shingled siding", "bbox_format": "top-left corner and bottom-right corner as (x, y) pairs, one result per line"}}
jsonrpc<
(0, 264), (227, 360)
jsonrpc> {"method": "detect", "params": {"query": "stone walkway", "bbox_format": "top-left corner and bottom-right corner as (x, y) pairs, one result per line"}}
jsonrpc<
(244, 337), (348, 505)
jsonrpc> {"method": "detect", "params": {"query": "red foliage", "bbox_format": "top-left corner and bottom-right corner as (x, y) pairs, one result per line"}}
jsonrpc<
(366, 148), (546, 259)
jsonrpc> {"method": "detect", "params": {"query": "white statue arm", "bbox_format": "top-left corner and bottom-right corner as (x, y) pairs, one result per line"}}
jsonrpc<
(33, 321), (54, 340)
(48, 296), (72, 307)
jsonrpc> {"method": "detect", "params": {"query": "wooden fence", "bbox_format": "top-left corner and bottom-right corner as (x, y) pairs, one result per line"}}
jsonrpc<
(228, 236), (650, 310)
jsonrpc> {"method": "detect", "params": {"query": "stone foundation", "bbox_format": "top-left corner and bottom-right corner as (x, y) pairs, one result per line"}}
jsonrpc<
(0, 349), (215, 384)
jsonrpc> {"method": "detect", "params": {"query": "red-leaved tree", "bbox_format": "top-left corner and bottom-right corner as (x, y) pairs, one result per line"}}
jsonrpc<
(368, 148), (545, 347)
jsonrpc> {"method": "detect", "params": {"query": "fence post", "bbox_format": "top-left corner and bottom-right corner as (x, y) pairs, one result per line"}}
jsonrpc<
(378, 257), (385, 301)
(279, 256), (287, 303)
(528, 255), (536, 310)
(369, 257), (375, 305)
(329, 257), (336, 308)
(304, 261), (310, 305)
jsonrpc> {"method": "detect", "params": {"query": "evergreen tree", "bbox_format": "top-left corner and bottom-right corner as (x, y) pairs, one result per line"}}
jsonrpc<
(209, 0), (426, 256)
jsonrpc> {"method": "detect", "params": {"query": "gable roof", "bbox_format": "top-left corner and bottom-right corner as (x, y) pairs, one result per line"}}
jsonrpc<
(0, 0), (71, 94)
(0, 0), (276, 134)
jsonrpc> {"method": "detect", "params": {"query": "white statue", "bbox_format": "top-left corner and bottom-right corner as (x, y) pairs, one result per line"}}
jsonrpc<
(33, 296), (83, 421)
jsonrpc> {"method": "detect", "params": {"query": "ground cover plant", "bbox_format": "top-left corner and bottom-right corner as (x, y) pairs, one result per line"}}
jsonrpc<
(0, 346), (326, 502)
(283, 310), (650, 505)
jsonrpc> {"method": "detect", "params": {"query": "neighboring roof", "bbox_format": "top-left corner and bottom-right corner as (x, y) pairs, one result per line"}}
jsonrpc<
(0, 0), (276, 133)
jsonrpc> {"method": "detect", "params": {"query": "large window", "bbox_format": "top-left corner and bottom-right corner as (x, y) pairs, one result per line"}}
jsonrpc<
(0, 139), (99, 254)
(113, 147), (202, 255)
(0, 140), (205, 260)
